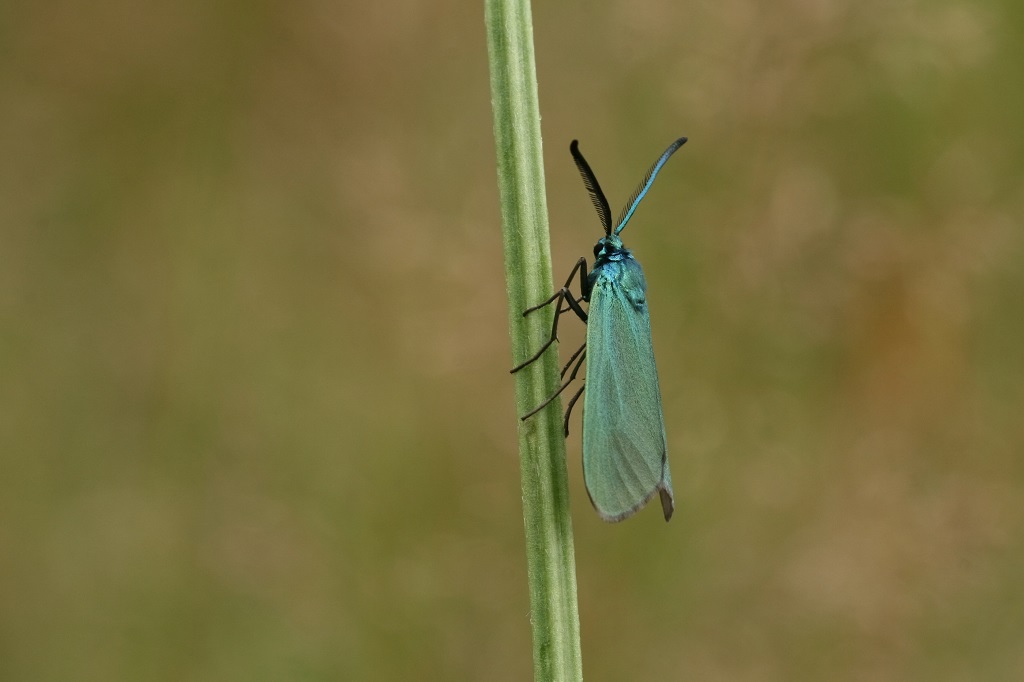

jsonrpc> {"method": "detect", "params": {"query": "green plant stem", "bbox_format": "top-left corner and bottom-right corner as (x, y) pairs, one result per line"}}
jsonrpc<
(485, 0), (583, 680)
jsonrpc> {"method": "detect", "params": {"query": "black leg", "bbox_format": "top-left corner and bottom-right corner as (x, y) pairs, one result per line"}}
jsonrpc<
(570, 257), (591, 300)
(557, 296), (584, 315)
(560, 342), (586, 379)
(523, 258), (589, 316)
(520, 373), (576, 420)
(561, 292), (588, 324)
(565, 347), (586, 382)
(519, 345), (588, 420)
(563, 384), (586, 437)
(522, 288), (564, 317)
(510, 258), (589, 374)
(510, 287), (571, 374)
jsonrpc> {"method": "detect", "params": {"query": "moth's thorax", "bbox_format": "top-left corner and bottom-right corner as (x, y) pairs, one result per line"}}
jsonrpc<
(588, 241), (648, 309)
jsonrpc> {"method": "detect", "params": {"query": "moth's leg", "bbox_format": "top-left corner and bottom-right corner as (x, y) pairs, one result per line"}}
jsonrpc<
(519, 343), (588, 420)
(560, 342), (586, 379)
(565, 347), (586, 382)
(519, 370), (577, 420)
(563, 384), (586, 437)
(561, 291), (588, 324)
(572, 257), (591, 301)
(522, 258), (588, 316)
(510, 258), (589, 374)
(557, 296), (585, 315)
(521, 288), (563, 317)
(510, 288), (569, 374)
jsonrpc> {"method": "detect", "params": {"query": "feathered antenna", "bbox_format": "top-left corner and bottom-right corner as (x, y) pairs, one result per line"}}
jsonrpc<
(614, 137), (687, 235)
(570, 140), (612, 236)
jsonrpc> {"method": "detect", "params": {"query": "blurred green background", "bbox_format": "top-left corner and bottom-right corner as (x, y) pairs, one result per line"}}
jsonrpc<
(2, 0), (1023, 679)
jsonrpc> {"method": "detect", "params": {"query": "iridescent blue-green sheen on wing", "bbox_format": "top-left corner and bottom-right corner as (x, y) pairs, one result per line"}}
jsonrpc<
(583, 256), (674, 522)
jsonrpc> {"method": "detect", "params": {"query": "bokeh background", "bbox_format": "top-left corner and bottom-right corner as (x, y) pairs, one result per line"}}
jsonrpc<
(2, 0), (1023, 679)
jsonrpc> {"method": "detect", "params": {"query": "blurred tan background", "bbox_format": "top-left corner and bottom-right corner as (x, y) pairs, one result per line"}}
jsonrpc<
(2, 0), (1023, 680)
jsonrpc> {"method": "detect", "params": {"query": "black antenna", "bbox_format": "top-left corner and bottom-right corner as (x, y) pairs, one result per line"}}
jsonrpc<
(570, 140), (612, 236)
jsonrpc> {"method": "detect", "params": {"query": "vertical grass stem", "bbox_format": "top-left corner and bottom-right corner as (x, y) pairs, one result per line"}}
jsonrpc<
(485, 0), (583, 679)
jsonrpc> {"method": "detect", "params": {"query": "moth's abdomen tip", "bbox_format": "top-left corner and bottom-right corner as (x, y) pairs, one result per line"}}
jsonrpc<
(659, 487), (675, 522)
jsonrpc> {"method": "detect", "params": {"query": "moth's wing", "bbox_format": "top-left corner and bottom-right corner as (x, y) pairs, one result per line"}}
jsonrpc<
(583, 262), (674, 522)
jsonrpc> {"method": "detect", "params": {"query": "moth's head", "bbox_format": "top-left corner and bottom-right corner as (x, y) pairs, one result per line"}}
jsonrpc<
(593, 234), (625, 262)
